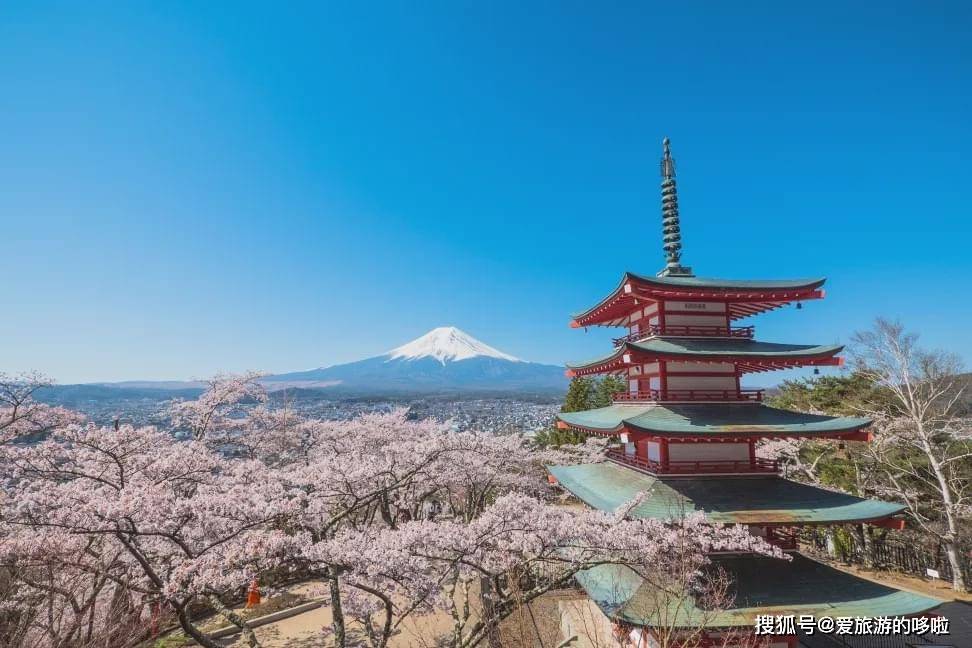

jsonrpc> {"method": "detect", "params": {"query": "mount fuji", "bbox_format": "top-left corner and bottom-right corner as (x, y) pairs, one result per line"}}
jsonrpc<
(262, 327), (567, 394)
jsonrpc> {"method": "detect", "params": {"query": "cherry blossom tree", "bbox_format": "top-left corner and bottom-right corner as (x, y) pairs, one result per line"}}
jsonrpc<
(2, 374), (784, 648)
(0, 372), (84, 445)
(169, 370), (268, 442)
(309, 494), (780, 648)
(0, 529), (146, 648)
(1, 422), (300, 647)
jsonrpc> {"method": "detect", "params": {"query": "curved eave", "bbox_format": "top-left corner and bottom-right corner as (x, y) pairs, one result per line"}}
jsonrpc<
(571, 273), (828, 327)
(557, 403), (872, 439)
(546, 462), (905, 525)
(565, 346), (628, 375)
(626, 272), (826, 293)
(578, 554), (942, 630)
(623, 416), (870, 438)
(570, 275), (633, 328)
(566, 340), (845, 376)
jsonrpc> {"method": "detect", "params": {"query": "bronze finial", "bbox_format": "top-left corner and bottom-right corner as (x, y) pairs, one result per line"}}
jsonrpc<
(658, 138), (693, 277)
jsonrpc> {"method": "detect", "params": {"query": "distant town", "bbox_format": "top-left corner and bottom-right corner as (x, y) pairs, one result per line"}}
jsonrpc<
(38, 387), (562, 437)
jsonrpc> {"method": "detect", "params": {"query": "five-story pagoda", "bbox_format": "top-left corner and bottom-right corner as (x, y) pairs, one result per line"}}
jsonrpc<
(549, 139), (941, 648)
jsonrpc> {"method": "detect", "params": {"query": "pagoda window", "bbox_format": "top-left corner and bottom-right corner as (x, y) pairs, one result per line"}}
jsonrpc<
(637, 439), (661, 462)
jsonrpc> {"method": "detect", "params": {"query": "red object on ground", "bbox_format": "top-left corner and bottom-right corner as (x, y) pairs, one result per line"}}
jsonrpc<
(246, 580), (261, 608)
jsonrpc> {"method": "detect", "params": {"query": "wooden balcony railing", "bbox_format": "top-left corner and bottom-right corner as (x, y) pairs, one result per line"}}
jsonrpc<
(613, 324), (754, 346)
(606, 449), (779, 476)
(765, 528), (798, 551)
(612, 389), (764, 403)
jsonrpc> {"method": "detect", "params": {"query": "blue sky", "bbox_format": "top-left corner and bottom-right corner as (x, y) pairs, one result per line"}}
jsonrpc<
(2, 2), (971, 385)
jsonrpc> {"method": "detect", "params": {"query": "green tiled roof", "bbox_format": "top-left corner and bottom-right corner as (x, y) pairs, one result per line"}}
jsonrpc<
(567, 338), (843, 370)
(574, 272), (826, 318)
(557, 403), (870, 437)
(576, 554), (941, 628)
(571, 274), (826, 322)
(547, 462), (903, 524)
(626, 273), (826, 291)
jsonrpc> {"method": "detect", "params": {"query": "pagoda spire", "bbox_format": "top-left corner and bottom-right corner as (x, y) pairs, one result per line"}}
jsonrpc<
(657, 137), (693, 277)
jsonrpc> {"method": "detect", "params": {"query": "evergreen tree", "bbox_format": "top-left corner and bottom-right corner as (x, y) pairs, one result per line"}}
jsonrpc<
(592, 374), (627, 408)
(769, 372), (894, 417)
(544, 375), (627, 449)
(561, 376), (595, 413)
(533, 426), (588, 448)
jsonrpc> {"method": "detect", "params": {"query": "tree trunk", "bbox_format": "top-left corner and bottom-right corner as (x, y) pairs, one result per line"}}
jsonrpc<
(943, 540), (967, 593)
(208, 594), (261, 648)
(479, 576), (503, 648)
(329, 570), (347, 647)
(824, 528), (836, 559)
(860, 524), (875, 569)
(173, 602), (222, 648)
(921, 431), (968, 592)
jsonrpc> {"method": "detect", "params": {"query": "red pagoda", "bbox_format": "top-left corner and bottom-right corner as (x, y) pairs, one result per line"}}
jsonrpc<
(549, 139), (941, 648)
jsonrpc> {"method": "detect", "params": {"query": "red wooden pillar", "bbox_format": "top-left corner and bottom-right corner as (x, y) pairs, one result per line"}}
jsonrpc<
(660, 438), (670, 471)
(749, 438), (757, 468)
(660, 360), (669, 400)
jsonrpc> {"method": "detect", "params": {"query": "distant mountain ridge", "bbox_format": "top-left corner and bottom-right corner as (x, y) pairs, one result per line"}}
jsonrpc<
(262, 327), (566, 393)
(49, 327), (567, 397)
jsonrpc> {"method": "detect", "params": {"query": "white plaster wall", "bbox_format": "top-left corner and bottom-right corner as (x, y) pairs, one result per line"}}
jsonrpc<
(668, 443), (749, 462)
(666, 375), (738, 391)
(664, 313), (729, 326)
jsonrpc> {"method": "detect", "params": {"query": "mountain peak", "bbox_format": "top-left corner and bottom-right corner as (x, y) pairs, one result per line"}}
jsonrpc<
(386, 327), (522, 364)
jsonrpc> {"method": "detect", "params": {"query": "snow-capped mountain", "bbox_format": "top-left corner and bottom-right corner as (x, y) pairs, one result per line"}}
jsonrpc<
(386, 326), (521, 364)
(263, 327), (566, 393)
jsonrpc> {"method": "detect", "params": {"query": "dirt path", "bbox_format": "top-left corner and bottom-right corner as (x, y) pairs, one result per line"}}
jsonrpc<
(821, 559), (972, 603)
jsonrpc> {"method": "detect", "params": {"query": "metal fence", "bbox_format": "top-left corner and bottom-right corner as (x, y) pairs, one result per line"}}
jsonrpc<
(799, 528), (971, 587)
